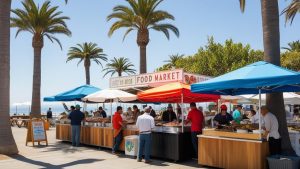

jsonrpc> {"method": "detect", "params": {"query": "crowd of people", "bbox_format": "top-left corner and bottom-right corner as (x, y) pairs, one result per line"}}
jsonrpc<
(65, 102), (206, 162)
(65, 102), (283, 163)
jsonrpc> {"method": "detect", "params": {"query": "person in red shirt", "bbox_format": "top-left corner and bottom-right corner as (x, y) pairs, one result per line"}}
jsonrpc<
(185, 102), (204, 157)
(112, 106), (124, 154)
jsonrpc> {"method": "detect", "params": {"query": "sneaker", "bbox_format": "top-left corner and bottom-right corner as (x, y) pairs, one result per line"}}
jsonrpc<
(137, 159), (142, 162)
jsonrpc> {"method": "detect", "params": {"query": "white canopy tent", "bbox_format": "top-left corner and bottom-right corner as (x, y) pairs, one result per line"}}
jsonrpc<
(243, 93), (300, 105)
(82, 89), (137, 122)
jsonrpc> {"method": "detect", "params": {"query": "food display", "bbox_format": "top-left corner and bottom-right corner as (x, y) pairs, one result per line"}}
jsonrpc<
(215, 125), (235, 132)
(163, 121), (182, 127)
(215, 124), (259, 133)
(288, 125), (300, 132)
(85, 117), (110, 123)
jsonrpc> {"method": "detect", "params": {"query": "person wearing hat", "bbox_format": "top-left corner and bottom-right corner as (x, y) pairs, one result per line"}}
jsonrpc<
(162, 104), (177, 122)
(136, 106), (155, 163)
(232, 105), (243, 124)
(213, 105), (233, 125)
(68, 104), (85, 147)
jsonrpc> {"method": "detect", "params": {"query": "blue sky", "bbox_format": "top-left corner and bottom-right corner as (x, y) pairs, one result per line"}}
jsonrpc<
(10, 0), (300, 106)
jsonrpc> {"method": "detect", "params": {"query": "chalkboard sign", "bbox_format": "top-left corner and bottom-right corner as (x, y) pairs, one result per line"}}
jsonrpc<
(32, 121), (46, 141)
(26, 119), (48, 146)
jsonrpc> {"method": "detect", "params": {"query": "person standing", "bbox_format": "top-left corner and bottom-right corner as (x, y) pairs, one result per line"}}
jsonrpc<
(98, 107), (107, 118)
(136, 107), (155, 163)
(112, 106), (125, 154)
(47, 107), (53, 121)
(185, 102), (204, 156)
(213, 105), (233, 125)
(261, 106), (281, 155)
(162, 104), (177, 122)
(132, 105), (141, 122)
(149, 106), (156, 118)
(232, 105), (243, 124)
(68, 105), (84, 147)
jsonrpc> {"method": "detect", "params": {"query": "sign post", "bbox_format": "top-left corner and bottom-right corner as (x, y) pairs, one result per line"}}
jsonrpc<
(26, 119), (48, 146)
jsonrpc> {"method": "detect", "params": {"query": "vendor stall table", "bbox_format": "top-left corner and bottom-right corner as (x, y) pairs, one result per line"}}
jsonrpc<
(56, 124), (194, 161)
(198, 129), (269, 169)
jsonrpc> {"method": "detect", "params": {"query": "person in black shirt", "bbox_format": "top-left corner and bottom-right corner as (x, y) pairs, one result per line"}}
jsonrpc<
(213, 104), (233, 125)
(98, 107), (107, 118)
(68, 105), (84, 147)
(162, 104), (177, 122)
(149, 106), (156, 118)
(47, 108), (53, 120)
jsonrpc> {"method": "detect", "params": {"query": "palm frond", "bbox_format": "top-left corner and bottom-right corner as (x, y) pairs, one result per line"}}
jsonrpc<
(11, 0), (71, 49)
(282, 0), (300, 24)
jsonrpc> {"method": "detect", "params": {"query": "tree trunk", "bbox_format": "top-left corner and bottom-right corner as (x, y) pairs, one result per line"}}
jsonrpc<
(0, 0), (19, 155)
(140, 45), (147, 74)
(137, 28), (149, 74)
(84, 59), (90, 85)
(30, 35), (43, 118)
(260, 0), (295, 155)
(118, 71), (122, 77)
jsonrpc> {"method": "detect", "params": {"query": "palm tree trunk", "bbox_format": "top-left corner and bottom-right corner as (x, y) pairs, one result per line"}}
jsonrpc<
(31, 35), (43, 118)
(261, 0), (295, 155)
(118, 71), (122, 77)
(0, 0), (18, 155)
(85, 65), (90, 85)
(140, 45), (147, 73)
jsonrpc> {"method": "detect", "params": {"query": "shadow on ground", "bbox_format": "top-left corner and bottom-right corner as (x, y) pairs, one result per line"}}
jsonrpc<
(9, 154), (103, 169)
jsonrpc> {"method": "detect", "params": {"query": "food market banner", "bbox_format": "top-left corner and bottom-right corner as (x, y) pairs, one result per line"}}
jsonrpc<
(110, 69), (211, 88)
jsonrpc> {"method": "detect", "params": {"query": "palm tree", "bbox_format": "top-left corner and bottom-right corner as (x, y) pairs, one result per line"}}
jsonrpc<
(0, 0), (18, 155)
(282, 40), (300, 52)
(282, 0), (300, 24)
(103, 57), (136, 77)
(164, 54), (184, 67)
(239, 0), (294, 154)
(107, 0), (179, 74)
(67, 42), (107, 84)
(11, 0), (71, 118)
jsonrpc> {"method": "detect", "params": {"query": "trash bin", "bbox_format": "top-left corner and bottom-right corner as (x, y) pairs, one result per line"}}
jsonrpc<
(267, 155), (300, 169)
(124, 135), (139, 156)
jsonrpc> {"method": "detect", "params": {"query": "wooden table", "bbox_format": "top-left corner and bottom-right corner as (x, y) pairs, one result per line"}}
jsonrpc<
(56, 124), (139, 151)
(198, 133), (269, 169)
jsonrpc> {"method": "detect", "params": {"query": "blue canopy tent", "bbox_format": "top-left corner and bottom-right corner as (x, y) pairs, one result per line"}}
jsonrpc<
(191, 61), (300, 136)
(191, 61), (300, 95)
(43, 85), (100, 102)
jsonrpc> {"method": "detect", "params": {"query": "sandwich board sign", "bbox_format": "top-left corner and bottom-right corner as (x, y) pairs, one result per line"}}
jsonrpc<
(26, 119), (48, 146)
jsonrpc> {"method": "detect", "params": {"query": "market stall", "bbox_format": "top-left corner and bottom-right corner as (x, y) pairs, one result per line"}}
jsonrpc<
(191, 61), (300, 169)
(138, 82), (219, 161)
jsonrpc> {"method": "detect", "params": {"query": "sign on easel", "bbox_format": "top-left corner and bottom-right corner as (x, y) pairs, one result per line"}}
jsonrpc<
(26, 119), (48, 146)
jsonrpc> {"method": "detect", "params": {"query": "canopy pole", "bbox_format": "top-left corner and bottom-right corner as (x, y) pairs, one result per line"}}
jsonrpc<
(110, 100), (113, 124)
(258, 89), (262, 140)
(181, 93), (184, 133)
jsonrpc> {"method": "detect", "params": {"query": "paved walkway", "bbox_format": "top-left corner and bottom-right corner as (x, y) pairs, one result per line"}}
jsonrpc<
(0, 127), (209, 169)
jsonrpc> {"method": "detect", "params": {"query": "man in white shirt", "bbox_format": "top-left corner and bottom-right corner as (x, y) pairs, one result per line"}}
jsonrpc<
(136, 107), (155, 163)
(261, 106), (281, 155)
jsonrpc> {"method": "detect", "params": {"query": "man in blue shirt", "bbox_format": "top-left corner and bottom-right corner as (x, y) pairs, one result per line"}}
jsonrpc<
(232, 105), (243, 124)
(68, 105), (84, 147)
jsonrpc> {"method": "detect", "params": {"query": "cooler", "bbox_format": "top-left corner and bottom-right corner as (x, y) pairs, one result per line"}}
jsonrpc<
(124, 135), (139, 156)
